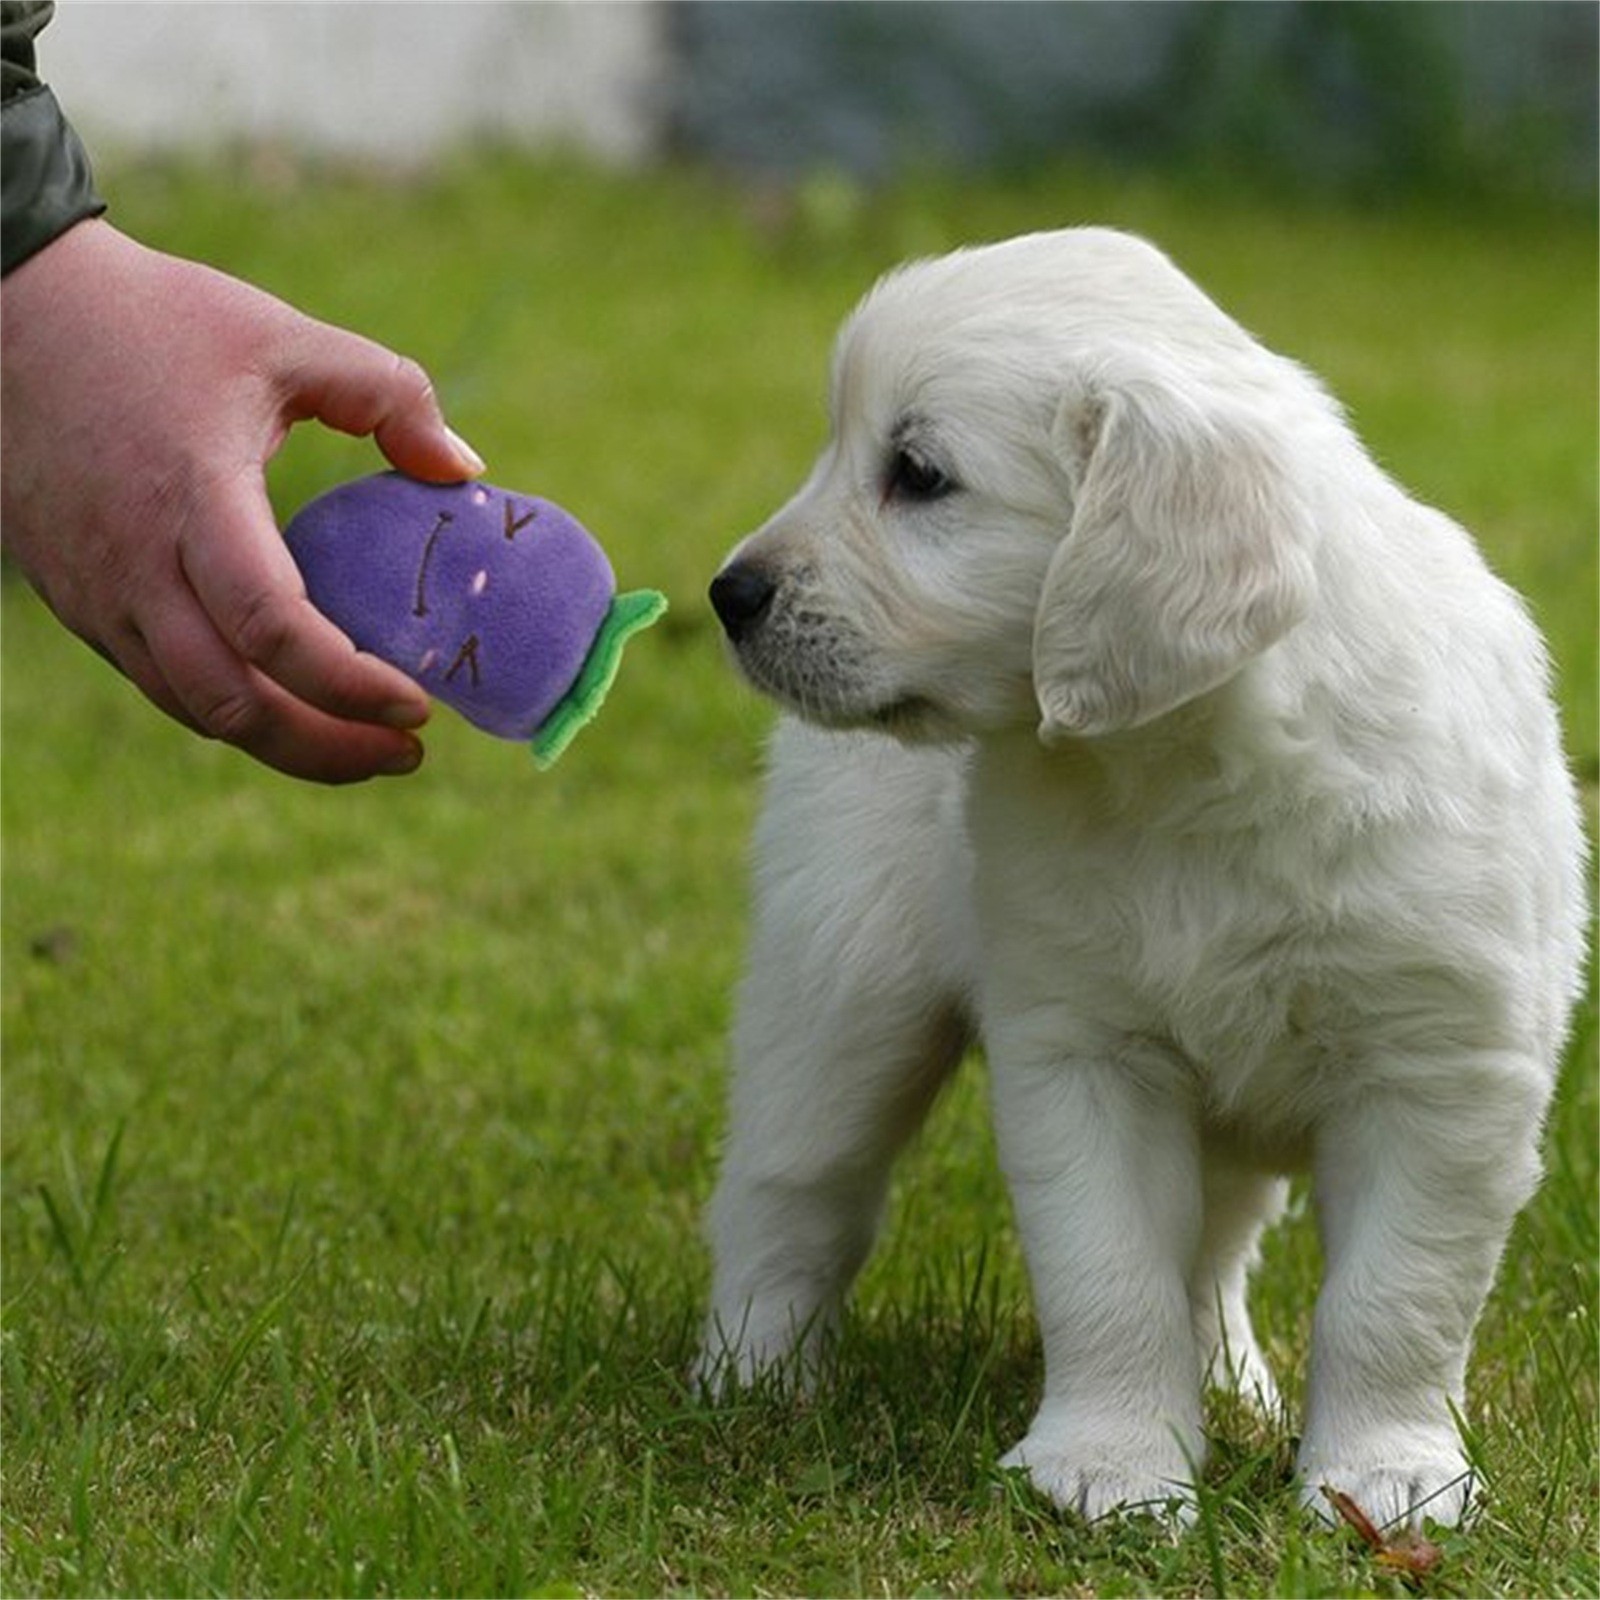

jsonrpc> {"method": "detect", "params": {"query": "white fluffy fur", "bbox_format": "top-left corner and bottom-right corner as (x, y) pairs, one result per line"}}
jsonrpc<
(699, 228), (1588, 1528)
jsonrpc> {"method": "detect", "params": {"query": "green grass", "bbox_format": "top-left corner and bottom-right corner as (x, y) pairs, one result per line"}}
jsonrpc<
(3, 154), (1595, 1598)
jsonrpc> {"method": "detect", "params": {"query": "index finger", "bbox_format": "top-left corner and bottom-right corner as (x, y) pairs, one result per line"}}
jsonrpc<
(178, 470), (430, 731)
(281, 320), (486, 484)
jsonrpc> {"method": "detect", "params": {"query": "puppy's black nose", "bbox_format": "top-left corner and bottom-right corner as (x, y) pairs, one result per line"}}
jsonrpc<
(709, 563), (777, 642)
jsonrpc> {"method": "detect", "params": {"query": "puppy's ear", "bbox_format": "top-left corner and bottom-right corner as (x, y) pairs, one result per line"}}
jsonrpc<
(1033, 366), (1318, 740)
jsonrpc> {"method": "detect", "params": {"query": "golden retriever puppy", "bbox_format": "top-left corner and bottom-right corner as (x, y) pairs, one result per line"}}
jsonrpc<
(701, 229), (1587, 1528)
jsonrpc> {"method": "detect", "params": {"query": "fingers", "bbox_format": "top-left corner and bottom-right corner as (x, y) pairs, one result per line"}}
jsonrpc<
(70, 584), (423, 784)
(282, 321), (486, 485)
(165, 320), (479, 780)
(34, 470), (433, 783)
(178, 469), (430, 729)
(133, 590), (426, 784)
(148, 471), (431, 781)
(180, 315), (481, 778)
(86, 624), (205, 737)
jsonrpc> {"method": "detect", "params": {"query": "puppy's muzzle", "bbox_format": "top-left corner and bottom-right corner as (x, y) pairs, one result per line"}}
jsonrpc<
(709, 562), (777, 644)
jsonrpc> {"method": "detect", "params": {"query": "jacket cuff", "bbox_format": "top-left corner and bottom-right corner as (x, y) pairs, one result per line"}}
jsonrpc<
(2, 83), (105, 275)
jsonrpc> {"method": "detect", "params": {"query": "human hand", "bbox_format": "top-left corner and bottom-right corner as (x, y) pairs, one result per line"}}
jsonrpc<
(0, 218), (486, 782)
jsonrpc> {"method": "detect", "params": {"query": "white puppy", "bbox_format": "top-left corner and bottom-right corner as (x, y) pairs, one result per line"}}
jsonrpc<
(699, 228), (1587, 1529)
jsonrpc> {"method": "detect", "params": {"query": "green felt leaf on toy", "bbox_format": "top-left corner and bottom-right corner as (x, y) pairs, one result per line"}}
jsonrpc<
(284, 472), (665, 768)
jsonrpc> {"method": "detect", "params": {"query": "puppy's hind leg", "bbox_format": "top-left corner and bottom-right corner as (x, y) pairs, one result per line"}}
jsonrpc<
(697, 726), (974, 1391)
(1191, 1154), (1287, 1418)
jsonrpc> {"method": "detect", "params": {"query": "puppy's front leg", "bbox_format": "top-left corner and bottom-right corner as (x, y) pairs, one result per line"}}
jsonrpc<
(698, 965), (967, 1390)
(992, 1040), (1205, 1521)
(697, 730), (974, 1391)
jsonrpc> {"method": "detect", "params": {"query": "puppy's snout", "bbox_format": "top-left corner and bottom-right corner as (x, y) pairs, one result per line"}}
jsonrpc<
(710, 563), (777, 643)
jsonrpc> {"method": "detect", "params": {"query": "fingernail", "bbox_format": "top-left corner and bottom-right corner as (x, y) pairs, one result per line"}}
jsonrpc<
(381, 697), (430, 731)
(445, 427), (487, 476)
(381, 737), (425, 777)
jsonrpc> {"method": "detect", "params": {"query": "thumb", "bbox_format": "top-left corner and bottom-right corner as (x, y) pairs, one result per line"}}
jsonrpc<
(280, 316), (486, 483)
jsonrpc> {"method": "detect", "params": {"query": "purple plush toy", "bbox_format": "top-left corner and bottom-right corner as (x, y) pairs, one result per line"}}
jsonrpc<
(284, 472), (665, 768)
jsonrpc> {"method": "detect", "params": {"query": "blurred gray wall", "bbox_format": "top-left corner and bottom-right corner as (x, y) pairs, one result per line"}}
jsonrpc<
(43, 3), (669, 167)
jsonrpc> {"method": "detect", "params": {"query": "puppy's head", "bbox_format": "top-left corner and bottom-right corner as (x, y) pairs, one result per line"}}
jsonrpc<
(710, 228), (1321, 744)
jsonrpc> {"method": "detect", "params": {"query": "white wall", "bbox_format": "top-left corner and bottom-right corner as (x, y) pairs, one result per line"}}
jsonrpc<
(40, 2), (669, 167)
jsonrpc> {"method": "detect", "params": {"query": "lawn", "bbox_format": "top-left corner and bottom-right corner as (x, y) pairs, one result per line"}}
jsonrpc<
(2, 154), (1595, 1599)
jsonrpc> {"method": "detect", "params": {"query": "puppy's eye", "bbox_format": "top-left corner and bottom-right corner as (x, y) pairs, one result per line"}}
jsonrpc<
(885, 448), (956, 505)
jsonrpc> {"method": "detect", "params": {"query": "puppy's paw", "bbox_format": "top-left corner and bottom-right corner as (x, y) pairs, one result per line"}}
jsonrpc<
(691, 1341), (753, 1397)
(692, 1313), (829, 1399)
(1300, 1443), (1474, 1531)
(1000, 1433), (1198, 1525)
(1202, 1339), (1282, 1420)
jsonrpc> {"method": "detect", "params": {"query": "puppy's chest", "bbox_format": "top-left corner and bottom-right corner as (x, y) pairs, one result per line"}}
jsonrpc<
(969, 762), (1358, 1140)
(1122, 885), (1342, 1132)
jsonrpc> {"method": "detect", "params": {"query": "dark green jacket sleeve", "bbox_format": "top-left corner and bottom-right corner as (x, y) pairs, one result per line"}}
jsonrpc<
(2, 0), (106, 275)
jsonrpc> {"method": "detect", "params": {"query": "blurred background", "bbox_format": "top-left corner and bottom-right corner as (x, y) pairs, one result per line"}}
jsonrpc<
(43, 1), (1600, 200)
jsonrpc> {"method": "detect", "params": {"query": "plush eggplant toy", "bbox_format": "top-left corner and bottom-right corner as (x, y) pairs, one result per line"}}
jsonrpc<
(285, 472), (665, 768)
